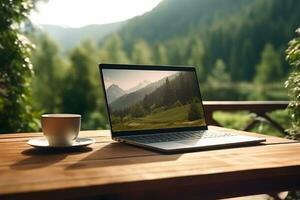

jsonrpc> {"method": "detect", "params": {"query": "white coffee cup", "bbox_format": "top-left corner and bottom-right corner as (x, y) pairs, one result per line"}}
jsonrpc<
(41, 114), (81, 146)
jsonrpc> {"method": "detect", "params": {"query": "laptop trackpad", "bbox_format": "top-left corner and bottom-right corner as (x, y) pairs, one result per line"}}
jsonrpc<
(178, 138), (228, 146)
(177, 136), (255, 147)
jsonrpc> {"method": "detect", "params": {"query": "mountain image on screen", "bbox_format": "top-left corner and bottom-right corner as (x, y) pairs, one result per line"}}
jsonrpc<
(106, 84), (126, 104)
(126, 80), (151, 93)
(103, 70), (206, 132)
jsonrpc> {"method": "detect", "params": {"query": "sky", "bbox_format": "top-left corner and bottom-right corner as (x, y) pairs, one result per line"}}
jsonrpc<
(102, 69), (177, 91)
(30, 0), (162, 27)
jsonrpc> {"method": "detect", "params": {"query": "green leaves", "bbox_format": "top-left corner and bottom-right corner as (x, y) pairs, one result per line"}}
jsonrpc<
(0, 0), (38, 133)
(285, 28), (300, 138)
(255, 43), (282, 84)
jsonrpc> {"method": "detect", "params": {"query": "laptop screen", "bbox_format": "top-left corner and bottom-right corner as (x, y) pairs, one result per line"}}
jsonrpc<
(102, 67), (206, 132)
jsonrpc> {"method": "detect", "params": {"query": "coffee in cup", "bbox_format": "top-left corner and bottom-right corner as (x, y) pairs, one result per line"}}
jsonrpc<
(41, 114), (81, 146)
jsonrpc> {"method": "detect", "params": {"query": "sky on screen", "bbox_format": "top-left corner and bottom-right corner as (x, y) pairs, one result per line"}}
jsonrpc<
(103, 69), (177, 90)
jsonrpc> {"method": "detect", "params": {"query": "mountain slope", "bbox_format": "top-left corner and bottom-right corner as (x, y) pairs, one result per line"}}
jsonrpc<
(111, 0), (300, 81)
(106, 84), (126, 104)
(126, 80), (151, 93)
(110, 73), (178, 111)
(117, 0), (252, 50)
(39, 21), (125, 51)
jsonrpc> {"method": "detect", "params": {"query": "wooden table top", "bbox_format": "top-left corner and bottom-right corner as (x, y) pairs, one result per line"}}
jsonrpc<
(0, 126), (299, 200)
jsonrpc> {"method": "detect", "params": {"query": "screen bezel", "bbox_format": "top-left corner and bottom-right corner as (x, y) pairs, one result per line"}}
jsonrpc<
(99, 63), (208, 137)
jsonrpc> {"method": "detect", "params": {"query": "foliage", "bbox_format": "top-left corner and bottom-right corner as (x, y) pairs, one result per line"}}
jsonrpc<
(131, 103), (145, 118)
(162, 78), (173, 107)
(115, 0), (299, 82)
(31, 33), (66, 113)
(202, 59), (237, 100)
(255, 43), (282, 83)
(188, 100), (202, 121)
(153, 43), (168, 64)
(186, 37), (205, 76)
(60, 42), (100, 129)
(207, 59), (231, 87)
(0, 0), (39, 133)
(101, 34), (129, 63)
(30, 36), (108, 130)
(111, 103), (205, 132)
(285, 28), (300, 139)
(131, 40), (153, 64)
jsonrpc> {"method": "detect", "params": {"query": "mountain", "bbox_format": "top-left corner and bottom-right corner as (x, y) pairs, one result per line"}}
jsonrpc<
(38, 21), (125, 51)
(109, 73), (178, 111)
(106, 84), (126, 104)
(126, 80), (151, 94)
(111, 0), (300, 81)
(117, 0), (253, 50)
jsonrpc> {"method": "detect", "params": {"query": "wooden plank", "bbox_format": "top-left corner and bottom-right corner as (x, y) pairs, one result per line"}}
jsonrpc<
(0, 142), (158, 167)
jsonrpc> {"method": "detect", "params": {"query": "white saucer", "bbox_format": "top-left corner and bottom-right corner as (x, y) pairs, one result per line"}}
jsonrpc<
(27, 138), (96, 149)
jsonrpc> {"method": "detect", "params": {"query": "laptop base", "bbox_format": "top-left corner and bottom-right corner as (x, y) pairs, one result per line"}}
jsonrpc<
(115, 130), (266, 154)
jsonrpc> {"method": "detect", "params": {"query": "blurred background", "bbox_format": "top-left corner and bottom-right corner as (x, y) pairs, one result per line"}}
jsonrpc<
(1, 0), (300, 136)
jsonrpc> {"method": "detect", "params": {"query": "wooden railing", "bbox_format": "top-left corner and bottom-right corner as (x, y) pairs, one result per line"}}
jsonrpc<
(203, 101), (289, 135)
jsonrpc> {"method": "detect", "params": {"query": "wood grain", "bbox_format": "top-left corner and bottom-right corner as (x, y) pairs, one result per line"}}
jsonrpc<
(0, 126), (299, 200)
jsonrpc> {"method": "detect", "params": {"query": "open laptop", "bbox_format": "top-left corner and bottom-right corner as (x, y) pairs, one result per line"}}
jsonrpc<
(99, 64), (265, 153)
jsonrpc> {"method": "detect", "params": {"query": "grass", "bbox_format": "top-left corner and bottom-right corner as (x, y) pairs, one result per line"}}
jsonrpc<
(112, 104), (205, 132)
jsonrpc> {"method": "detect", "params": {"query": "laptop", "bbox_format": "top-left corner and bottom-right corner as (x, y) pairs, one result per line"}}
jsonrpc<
(99, 64), (265, 153)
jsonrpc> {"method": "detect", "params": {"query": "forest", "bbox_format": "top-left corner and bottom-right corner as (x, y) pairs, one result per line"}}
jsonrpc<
(1, 0), (299, 133)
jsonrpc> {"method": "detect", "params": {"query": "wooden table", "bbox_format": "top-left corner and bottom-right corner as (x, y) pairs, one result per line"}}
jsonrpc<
(0, 126), (299, 200)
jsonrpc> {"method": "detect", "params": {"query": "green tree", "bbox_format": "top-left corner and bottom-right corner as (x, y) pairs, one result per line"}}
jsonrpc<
(166, 38), (188, 65)
(163, 78), (175, 107)
(31, 34), (66, 113)
(102, 34), (129, 63)
(131, 40), (153, 64)
(187, 37), (205, 77)
(177, 73), (186, 103)
(207, 59), (231, 87)
(0, 0), (39, 133)
(241, 40), (255, 81)
(255, 43), (283, 83)
(203, 59), (236, 100)
(153, 43), (168, 64)
(131, 103), (145, 118)
(61, 44), (98, 129)
(285, 28), (300, 139)
(188, 100), (202, 121)
(143, 94), (151, 112)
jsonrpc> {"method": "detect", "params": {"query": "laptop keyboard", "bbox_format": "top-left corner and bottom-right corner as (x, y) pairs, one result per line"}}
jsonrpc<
(121, 130), (237, 144)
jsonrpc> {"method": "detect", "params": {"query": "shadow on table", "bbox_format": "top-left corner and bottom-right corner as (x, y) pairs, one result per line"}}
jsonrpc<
(66, 142), (182, 170)
(10, 147), (93, 170)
